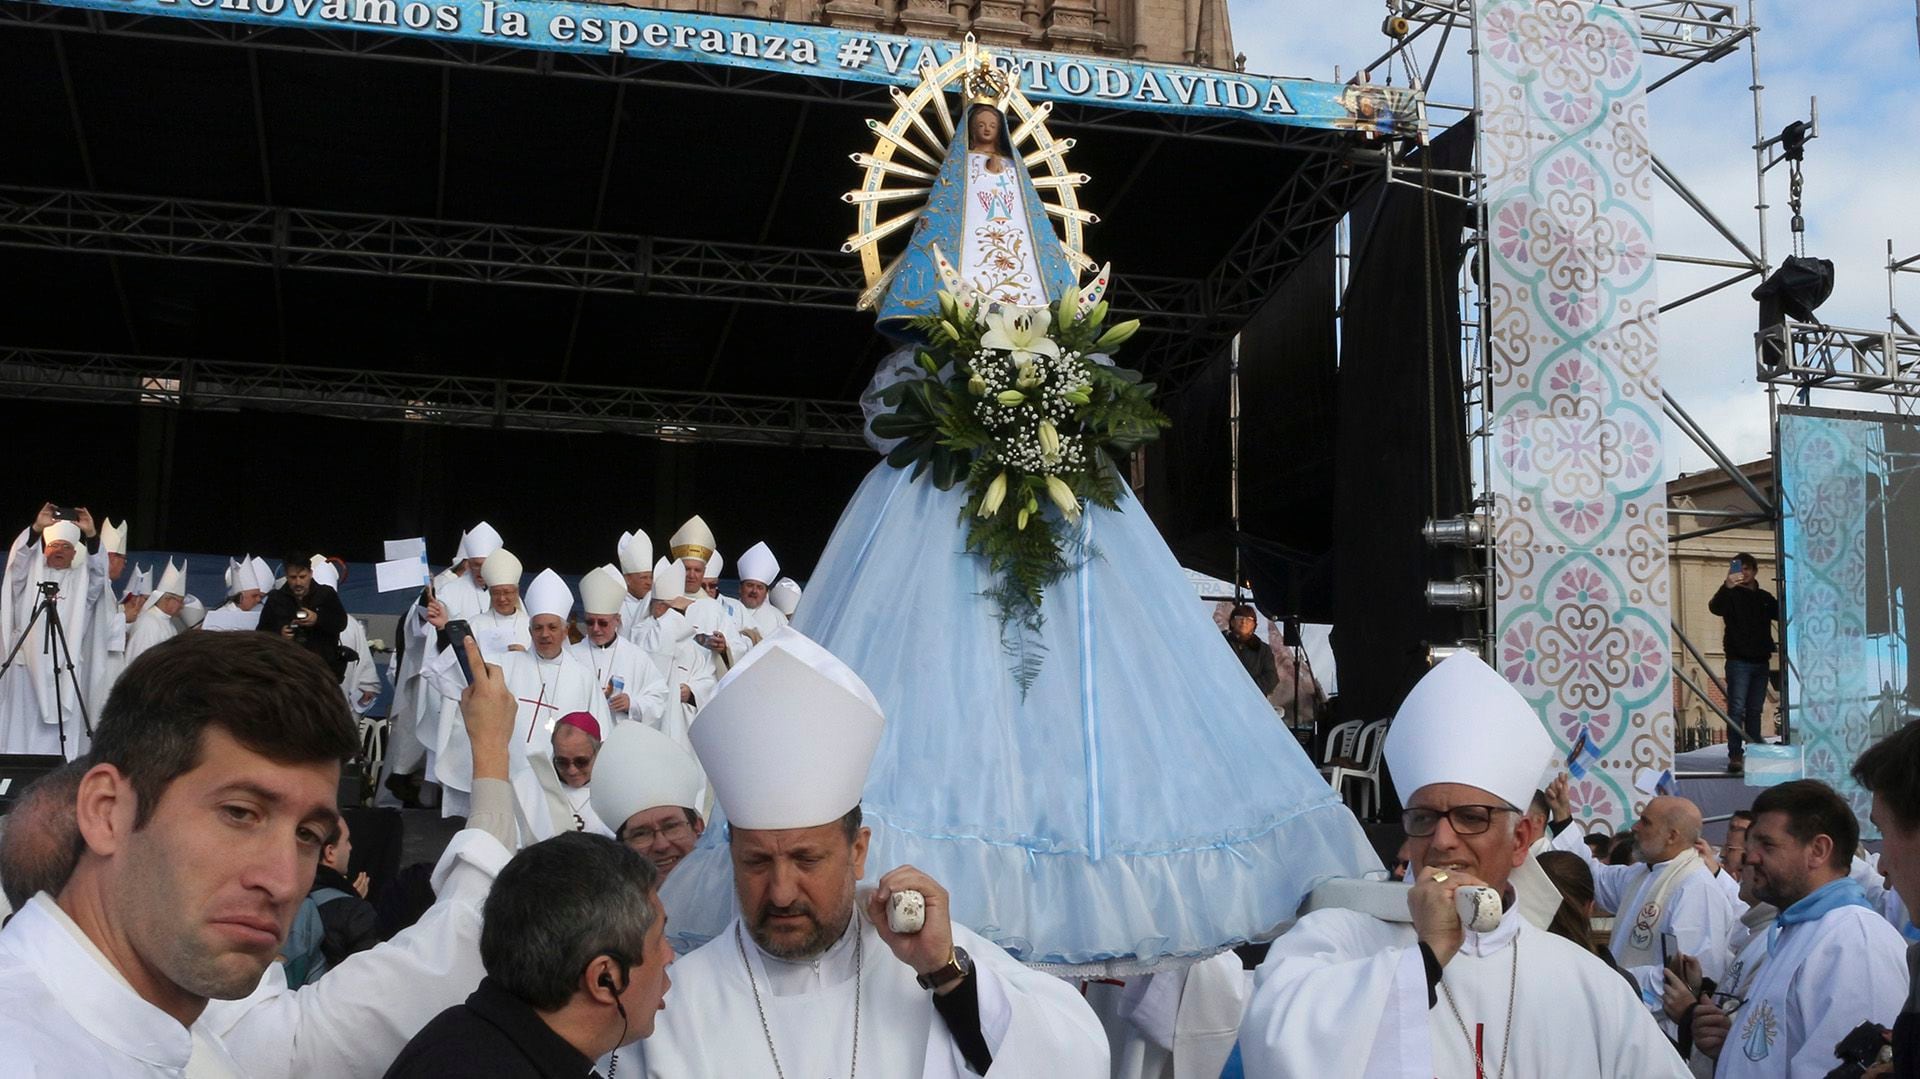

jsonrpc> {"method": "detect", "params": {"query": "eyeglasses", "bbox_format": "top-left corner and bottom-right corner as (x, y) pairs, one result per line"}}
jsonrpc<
(620, 818), (692, 846)
(554, 756), (596, 771)
(1401, 804), (1518, 836)
(584, 617), (617, 628)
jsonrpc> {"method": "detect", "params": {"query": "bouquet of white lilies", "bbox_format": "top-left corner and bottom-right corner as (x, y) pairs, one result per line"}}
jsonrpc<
(869, 263), (1168, 682)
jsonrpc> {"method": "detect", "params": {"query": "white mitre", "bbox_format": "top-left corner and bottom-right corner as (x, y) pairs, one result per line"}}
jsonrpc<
(619, 530), (654, 574)
(309, 557), (341, 590)
(1383, 652), (1552, 810)
(648, 558), (688, 606)
(153, 559), (187, 600)
(451, 529), (470, 562)
(178, 595), (207, 630)
(42, 521), (82, 549)
(481, 548), (523, 589)
(465, 521), (504, 561)
(247, 557), (275, 593)
(100, 518), (129, 556)
(127, 565), (153, 597)
(770, 577), (803, 617)
(591, 722), (708, 830)
(525, 569), (573, 621)
(667, 515), (716, 563)
(581, 565), (627, 617)
(691, 628), (884, 830)
(223, 558), (242, 596)
(706, 550), (724, 581)
(737, 542), (779, 586)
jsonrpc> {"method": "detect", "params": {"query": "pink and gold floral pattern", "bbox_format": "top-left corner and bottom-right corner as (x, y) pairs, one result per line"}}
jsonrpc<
(1480, 0), (1670, 828)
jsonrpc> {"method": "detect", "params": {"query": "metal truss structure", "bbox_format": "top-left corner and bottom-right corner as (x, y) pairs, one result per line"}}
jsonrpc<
(1371, 0), (1791, 746)
(1753, 244), (1920, 413)
(0, 184), (1205, 325)
(0, 346), (871, 448)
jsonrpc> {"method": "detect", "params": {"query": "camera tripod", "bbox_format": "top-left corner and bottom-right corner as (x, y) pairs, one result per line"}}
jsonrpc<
(0, 579), (94, 758)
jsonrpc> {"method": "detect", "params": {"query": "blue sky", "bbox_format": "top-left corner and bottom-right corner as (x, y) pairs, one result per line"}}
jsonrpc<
(1225, 1), (1920, 479)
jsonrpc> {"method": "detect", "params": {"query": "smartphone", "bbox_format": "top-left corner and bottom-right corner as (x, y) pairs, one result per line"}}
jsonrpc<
(444, 619), (476, 686)
(49, 506), (76, 522)
(1728, 558), (1743, 576)
(1661, 931), (1681, 968)
(693, 632), (711, 648)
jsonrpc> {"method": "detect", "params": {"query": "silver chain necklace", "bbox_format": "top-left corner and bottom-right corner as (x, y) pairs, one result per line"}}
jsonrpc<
(735, 920), (862, 1079)
(1438, 936), (1518, 1079)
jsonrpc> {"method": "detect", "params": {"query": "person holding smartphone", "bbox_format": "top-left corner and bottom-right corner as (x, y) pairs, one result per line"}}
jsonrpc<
(1708, 553), (1778, 775)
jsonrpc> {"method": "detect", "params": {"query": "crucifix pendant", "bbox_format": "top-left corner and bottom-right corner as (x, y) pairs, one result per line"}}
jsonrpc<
(573, 813), (586, 832)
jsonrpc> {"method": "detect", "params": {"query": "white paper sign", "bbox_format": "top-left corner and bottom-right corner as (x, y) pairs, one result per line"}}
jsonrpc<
(375, 557), (427, 593)
(384, 537), (427, 561)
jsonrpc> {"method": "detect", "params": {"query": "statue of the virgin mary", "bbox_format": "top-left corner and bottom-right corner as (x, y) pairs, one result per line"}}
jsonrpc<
(660, 66), (1380, 977)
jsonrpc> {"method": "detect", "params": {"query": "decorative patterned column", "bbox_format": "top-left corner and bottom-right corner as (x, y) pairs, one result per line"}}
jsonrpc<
(1479, 0), (1671, 830)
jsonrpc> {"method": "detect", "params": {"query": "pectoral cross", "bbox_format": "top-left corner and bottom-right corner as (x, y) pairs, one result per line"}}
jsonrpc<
(517, 681), (559, 741)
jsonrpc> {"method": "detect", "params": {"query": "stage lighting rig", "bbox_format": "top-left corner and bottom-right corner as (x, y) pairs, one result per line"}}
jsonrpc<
(1425, 642), (1483, 666)
(1424, 577), (1485, 609)
(1422, 512), (1489, 548)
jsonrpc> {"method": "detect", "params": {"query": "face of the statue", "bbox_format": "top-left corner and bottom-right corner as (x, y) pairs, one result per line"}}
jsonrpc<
(969, 108), (1001, 151)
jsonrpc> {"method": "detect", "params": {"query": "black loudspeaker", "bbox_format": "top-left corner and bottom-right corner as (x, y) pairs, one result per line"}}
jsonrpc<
(1753, 255), (1836, 369)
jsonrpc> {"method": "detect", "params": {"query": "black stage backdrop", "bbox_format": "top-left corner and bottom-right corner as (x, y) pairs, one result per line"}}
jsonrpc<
(1330, 121), (1479, 732)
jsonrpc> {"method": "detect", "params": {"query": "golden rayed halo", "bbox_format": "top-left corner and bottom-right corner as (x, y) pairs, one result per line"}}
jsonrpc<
(842, 33), (1096, 309)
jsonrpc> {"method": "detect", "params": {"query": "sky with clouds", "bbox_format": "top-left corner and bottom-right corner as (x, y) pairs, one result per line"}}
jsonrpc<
(1225, 0), (1920, 479)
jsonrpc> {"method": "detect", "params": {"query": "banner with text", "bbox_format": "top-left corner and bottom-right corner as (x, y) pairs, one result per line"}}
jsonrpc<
(15, 0), (1423, 134)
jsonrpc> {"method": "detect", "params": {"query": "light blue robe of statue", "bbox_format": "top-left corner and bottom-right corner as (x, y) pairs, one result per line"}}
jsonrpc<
(659, 106), (1380, 973)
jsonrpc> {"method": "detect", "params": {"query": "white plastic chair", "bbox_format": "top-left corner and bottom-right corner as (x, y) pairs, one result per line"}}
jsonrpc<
(358, 715), (388, 778)
(1318, 719), (1364, 767)
(1324, 718), (1388, 819)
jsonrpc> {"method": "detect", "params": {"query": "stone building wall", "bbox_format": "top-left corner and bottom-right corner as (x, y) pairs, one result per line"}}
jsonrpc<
(584, 0), (1237, 67)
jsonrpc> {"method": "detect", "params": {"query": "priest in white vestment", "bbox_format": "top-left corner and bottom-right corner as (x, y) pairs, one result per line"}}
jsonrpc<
(202, 556), (273, 632)
(418, 545), (530, 807)
(1676, 779), (1907, 1078)
(1240, 653), (1689, 1078)
(591, 720), (710, 879)
(617, 529), (656, 645)
(123, 558), (188, 668)
(630, 628), (1110, 1079)
(733, 542), (789, 654)
(1, 512), (109, 758)
(383, 523), (501, 805)
(669, 516), (735, 669)
(1553, 791), (1743, 1018)
(568, 564), (669, 729)
(425, 567), (609, 838)
(632, 557), (717, 759)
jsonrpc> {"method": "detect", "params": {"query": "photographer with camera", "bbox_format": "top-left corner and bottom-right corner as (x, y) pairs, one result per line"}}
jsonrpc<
(257, 551), (350, 681)
(1678, 780), (1905, 1078)
(1852, 723), (1920, 1078)
(2, 503), (111, 759)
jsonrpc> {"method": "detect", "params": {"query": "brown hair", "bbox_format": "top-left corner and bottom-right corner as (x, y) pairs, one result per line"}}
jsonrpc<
(92, 631), (359, 828)
(1536, 850), (1604, 956)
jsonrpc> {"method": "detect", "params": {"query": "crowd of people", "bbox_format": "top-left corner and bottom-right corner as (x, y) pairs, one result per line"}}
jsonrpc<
(0, 500), (1916, 1079)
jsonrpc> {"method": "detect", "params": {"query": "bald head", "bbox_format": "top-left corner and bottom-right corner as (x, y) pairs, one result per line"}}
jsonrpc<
(0, 760), (87, 911)
(1631, 795), (1702, 865)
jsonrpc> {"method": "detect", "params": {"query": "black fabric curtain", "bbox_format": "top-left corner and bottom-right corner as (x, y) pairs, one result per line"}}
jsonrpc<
(1329, 120), (1479, 729)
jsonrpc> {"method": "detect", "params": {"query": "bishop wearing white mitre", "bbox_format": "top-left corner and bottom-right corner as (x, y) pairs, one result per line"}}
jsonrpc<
(385, 522), (501, 797)
(1, 515), (107, 757)
(568, 564), (669, 728)
(1240, 653), (1690, 1078)
(425, 566), (607, 838)
(640, 628), (1111, 1078)
(123, 558), (188, 668)
(732, 541), (789, 656)
(202, 556), (272, 632)
(617, 528), (655, 644)
(632, 556), (716, 757)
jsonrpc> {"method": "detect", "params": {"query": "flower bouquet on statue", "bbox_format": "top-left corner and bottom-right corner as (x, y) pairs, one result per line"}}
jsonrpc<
(866, 264), (1167, 676)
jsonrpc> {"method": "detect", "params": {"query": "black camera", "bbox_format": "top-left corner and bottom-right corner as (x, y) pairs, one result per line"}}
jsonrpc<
(1823, 1021), (1891, 1079)
(35, 580), (60, 598)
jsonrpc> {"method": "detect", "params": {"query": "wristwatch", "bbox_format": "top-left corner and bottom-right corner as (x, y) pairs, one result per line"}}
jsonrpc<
(916, 946), (973, 991)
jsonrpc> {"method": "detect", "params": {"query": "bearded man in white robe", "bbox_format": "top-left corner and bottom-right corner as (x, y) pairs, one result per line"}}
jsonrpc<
(636, 629), (1109, 1078)
(1, 507), (108, 759)
(1553, 791), (1743, 1022)
(567, 565), (668, 729)
(1678, 780), (1906, 1078)
(1240, 653), (1690, 1078)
